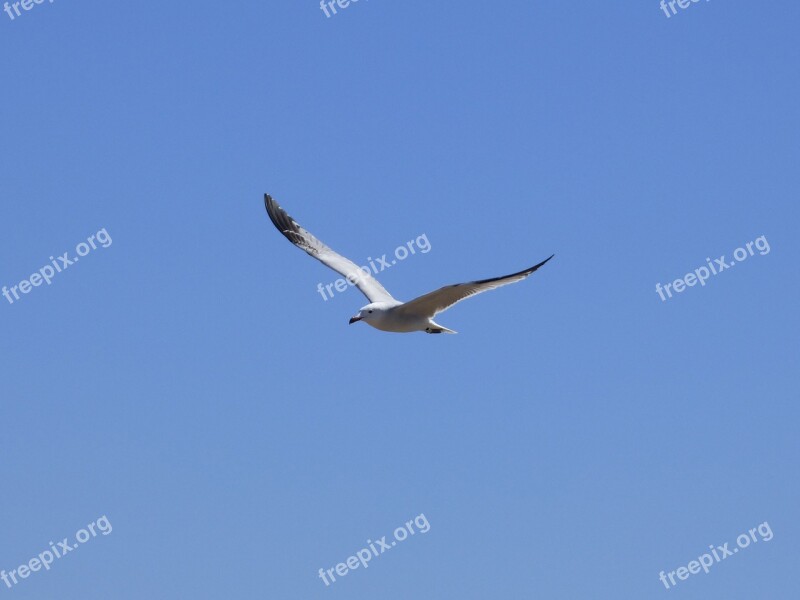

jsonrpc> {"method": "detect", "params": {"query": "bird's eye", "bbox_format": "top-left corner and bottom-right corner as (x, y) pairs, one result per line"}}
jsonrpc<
(368, 310), (373, 313)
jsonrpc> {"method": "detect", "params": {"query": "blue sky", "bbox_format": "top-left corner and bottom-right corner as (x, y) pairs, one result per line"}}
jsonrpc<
(1, 1), (798, 598)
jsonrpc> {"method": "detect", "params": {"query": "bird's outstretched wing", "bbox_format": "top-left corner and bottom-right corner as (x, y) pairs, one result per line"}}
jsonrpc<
(264, 194), (395, 303)
(394, 255), (554, 318)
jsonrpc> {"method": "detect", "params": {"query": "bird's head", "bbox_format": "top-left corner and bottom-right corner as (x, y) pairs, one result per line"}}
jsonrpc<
(349, 303), (382, 325)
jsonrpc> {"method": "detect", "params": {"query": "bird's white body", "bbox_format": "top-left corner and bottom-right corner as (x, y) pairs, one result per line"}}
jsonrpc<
(350, 301), (456, 334)
(264, 194), (553, 334)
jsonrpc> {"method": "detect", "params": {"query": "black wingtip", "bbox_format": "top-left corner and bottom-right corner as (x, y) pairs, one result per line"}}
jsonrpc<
(469, 254), (555, 286)
(264, 194), (288, 227)
(263, 193), (307, 250)
(263, 193), (285, 233)
(529, 254), (554, 273)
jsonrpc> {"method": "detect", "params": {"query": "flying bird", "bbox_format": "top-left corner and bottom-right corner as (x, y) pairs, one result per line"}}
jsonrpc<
(264, 194), (553, 334)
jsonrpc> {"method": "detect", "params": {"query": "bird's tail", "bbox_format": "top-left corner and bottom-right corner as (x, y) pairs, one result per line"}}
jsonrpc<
(426, 322), (457, 334)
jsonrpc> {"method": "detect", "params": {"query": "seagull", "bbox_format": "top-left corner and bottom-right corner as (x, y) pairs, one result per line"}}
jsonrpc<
(264, 194), (553, 334)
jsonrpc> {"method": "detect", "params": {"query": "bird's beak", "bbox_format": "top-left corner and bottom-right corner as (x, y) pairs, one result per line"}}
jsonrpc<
(349, 316), (362, 324)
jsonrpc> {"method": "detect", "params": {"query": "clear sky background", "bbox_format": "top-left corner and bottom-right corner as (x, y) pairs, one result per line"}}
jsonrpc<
(1, 1), (798, 598)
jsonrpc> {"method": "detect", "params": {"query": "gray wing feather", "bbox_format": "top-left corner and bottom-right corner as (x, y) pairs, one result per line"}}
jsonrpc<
(395, 255), (554, 318)
(264, 194), (395, 303)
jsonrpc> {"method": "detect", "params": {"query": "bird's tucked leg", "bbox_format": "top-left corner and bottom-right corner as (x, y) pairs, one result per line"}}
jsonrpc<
(425, 324), (457, 334)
